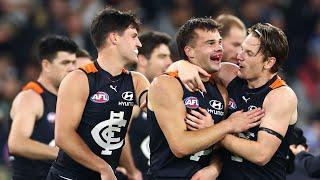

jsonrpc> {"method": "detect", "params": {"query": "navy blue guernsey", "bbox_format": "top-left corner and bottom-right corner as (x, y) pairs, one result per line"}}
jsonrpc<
(10, 81), (56, 180)
(53, 61), (136, 179)
(148, 75), (226, 179)
(219, 75), (295, 180)
(129, 110), (150, 177)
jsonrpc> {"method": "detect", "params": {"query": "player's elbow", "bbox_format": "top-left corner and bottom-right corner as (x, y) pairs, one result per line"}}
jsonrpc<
(170, 141), (192, 158)
(55, 129), (67, 148)
(253, 152), (272, 166)
(8, 136), (23, 155)
(171, 146), (188, 158)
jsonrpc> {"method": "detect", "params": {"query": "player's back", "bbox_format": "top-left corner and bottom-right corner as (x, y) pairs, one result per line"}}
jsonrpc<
(148, 76), (226, 179)
(10, 81), (56, 180)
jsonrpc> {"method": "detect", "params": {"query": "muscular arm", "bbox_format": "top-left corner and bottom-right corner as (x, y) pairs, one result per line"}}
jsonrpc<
(8, 90), (58, 160)
(149, 75), (237, 157)
(54, 70), (113, 174)
(221, 87), (298, 166)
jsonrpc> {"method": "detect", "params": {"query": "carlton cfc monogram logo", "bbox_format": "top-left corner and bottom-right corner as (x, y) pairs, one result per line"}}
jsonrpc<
(91, 111), (127, 155)
(184, 96), (199, 109)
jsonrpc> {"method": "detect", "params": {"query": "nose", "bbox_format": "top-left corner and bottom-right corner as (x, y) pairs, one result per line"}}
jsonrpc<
(165, 57), (173, 66)
(68, 63), (76, 72)
(237, 51), (244, 62)
(137, 38), (142, 48)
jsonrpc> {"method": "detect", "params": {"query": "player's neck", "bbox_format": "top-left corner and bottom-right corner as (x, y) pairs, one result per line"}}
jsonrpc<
(37, 74), (58, 95)
(247, 72), (277, 89)
(97, 48), (126, 76)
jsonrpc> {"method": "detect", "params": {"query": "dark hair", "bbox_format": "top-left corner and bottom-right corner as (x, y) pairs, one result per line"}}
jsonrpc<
(38, 35), (78, 62)
(248, 23), (289, 73)
(176, 17), (221, 60)
(76, 48), (92, 59)
(215, 14), (246, 38)
(138, 31), (171, 59)
(90, 7), (140, 49)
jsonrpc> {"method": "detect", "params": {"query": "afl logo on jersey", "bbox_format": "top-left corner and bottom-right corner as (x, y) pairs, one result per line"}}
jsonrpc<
(228, 98), (237, 110)
(90, 91), (109, 103)
(47, 112), (55, 123)
(184, 96), (199, 109)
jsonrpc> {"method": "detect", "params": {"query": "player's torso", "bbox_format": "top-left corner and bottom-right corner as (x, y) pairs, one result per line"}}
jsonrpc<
(221, 75), (291, 180)
(55, 62), (136, 178)
(148, 78), (225, 178)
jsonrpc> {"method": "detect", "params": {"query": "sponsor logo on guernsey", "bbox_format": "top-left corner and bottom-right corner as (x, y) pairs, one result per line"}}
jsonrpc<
(118, 91), (135, 106)
(228, 98), (237, 110)
(47, 112), (55, 123)
(122, 91), (134, 101)
(90, 91), (109, 103)
(209, 100), (223, 110)
(248, 105), (258, 111)
(207, 99), (224, 116)
(184, 96), (199, 109)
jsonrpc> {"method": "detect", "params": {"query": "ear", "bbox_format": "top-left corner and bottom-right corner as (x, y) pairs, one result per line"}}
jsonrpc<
(263, 57), (276, 70)
(184, 46), (194, 59)
(42, 59), (51, 72)
(108, 32), (119, 45)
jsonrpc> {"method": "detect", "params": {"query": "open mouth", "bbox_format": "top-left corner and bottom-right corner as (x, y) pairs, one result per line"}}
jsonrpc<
(210, 54), (222, 62)
(133, 49), (139, 55)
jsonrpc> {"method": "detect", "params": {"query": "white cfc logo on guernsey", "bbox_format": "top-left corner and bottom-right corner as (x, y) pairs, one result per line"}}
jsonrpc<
(91, 111), (127, 155)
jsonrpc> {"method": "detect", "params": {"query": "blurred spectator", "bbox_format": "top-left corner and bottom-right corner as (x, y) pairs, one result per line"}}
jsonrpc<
(291, 19), (320, 122)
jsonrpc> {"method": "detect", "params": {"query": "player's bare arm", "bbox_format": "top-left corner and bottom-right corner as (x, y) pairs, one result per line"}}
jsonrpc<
(8, 90), (58, 160)
(54, 70), (115, 178)
(167, 60), (239, 91)
(221, 86), (297, 165)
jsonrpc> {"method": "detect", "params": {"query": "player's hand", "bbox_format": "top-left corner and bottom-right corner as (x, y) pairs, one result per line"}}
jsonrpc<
(290, 144), (307, 155)
(185, 108), (214, 130)
(127, 169), (143, 180)
(100, 164), (117, 180)
(191, 165), (219, 180)
(176, 60), (210, 93)
(228, 108), (265, 133)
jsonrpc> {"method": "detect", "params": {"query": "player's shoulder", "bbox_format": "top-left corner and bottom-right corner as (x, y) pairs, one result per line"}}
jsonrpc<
(266, 85), (297, 105)
(12, 88), (43, 114)
(62, 69), (88, 85)
(150, 74), (183, 95)
(131, 71), (149, 83)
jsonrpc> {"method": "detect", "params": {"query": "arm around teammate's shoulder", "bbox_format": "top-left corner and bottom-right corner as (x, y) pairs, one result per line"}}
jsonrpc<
(8, 90), (58, 160)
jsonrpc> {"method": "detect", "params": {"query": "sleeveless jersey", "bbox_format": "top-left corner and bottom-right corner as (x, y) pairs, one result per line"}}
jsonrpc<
(220, 75), (295, 180)
(148, 76), (226, 179)
(53, 61), (136, 179)
(10, 81), (56, 179)
(129, 110), (150, 177)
